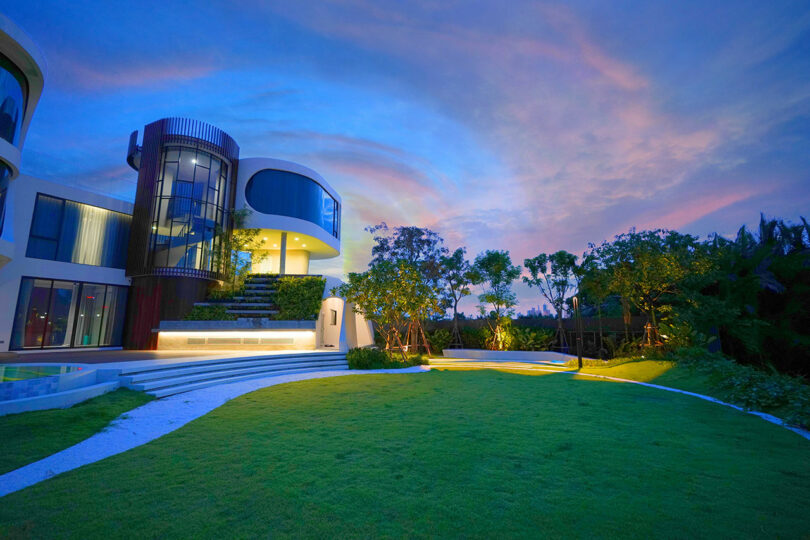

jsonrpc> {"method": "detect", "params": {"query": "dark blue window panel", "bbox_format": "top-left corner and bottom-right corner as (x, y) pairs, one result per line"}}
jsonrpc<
(26, 237), (57, 259)
(26, 194), (131, 268)
(30, 194), (63, 239)
(0, 52), (27, 146)
(245, 169), (340, 238)
(0, 162), (10, 236)
(10, 277), (128, 350)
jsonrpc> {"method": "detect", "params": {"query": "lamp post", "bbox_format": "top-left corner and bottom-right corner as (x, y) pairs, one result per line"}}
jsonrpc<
(573, 296), (583, 369)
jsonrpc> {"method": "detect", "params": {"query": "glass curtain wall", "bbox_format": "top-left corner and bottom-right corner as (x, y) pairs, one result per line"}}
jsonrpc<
(0, 52), (27, 147)
(26, 194), (131, 268)
(10, 278), (128, 349)
(0, 163), (10, 236)
(149, 146), (229, 273)
(244, 169), (340, 238)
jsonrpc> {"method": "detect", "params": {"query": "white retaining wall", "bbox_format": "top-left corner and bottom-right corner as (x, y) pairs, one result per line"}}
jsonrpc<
(441, 349), (579, 364)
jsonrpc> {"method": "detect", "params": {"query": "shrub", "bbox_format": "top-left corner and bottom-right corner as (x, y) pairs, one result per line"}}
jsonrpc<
(274, 276), (325, 320)
(207, 287), (244, 301)
(346, 348), (429, 370)
(460, 327), (486, 349)
(184, 304), (236, 321)
(511, 327), (555, 351)
(427, 329), (452, 354)
(671, 347), (810, 428)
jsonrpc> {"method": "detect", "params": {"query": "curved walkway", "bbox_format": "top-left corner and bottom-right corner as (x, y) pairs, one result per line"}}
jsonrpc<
(0, 366), (429, 498)
(1, 362), (807, 498)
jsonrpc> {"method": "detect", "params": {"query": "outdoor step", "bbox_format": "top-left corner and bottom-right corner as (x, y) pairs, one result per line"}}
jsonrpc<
(195, 302), (276, 308)
(128, 359), (349, 392)
(227, 309), (278, 315)
(121, 354), (348, 384)
(148, 365), (349, 398)
(118, 352), (346, 376)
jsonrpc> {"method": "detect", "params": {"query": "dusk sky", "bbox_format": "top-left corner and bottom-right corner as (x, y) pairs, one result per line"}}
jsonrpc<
(5, 1), (810, 313)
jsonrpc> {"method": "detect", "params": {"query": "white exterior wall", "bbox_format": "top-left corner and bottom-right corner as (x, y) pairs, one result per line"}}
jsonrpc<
(316, 276), (374, 352)
(0, 14), (47, 268)
(235, 157), (341, 274)
(0, 176), (132, 351)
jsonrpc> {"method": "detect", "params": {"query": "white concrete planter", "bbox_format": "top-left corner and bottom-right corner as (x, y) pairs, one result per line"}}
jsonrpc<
(440, 349), (578, 364)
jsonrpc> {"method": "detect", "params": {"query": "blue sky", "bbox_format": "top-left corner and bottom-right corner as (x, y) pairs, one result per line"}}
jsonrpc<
(5, 1), (810, 313)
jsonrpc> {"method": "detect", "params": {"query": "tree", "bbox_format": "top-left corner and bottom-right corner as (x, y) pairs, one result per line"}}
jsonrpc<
(439, 247), (477, 348)
(592, 229), (704, 346)
(366, 223), (448, 350)
(473, 250), (521, 350)
(365, 223), (448, 283)
(217, 208), (267, 294)
(579, 257), (612, 357)
(334, 260), (441, 360)
(523, 250), (578, 351)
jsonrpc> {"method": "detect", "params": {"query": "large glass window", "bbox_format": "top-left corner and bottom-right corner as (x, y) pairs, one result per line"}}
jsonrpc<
(149, 146), (229, 273)
(26, 194), (131, 268)
(0, 163), (10, 237)
(10, 278), (128, 350)
(0, 52), (27, 147)
(245, 169), (340, 238)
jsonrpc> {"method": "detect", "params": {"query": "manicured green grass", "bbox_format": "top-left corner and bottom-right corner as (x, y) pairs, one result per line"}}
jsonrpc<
(575, 359), (799, 417)
(0, 389), (153, 475)
(1, 371), (808, 538)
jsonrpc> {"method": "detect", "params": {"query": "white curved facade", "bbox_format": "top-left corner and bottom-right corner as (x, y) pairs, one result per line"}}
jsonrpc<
(0, 14), (46, 269)
(235, 157), (341, 274)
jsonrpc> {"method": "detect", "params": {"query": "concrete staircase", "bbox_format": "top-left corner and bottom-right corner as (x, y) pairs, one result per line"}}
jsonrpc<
(194, 275), (281, 318)
(119, 351), (347, 398)
(193, 274), (323, 319)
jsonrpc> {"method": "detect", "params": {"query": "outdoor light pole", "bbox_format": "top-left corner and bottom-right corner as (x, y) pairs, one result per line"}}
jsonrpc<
(573, 296), (583, 369)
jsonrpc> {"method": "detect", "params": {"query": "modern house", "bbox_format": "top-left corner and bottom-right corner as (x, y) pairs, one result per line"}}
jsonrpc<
(0, 15), (371, 355)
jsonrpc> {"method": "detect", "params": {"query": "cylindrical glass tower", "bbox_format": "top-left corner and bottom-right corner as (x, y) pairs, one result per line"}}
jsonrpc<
(124, 118), (239, 348)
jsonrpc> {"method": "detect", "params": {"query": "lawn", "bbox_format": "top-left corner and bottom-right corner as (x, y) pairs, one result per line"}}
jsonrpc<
(1, 370), (808, 538)
(0, 388), (153, 475)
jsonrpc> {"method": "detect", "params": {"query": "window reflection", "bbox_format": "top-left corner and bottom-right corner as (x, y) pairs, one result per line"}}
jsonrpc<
(26, 194), (131, 268)
(149, 146), (229, 274)
(10, 278), (128, 350)
(0, 53), (27, 146)
(245, 169), (340, 238)
(0, 163), (10, 236)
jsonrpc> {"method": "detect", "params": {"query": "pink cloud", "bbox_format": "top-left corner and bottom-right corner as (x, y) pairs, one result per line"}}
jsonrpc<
(54, 56), (215, 90)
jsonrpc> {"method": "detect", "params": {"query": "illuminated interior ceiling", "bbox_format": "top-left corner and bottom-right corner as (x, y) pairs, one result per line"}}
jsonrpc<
(253, 229), (338, 260)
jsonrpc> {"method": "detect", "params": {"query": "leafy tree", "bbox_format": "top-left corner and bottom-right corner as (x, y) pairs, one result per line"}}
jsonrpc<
(366, 223), (448, 349)
(217, 208), (267, 294)
(523, 250), (578, 350)
(334, 260), (441, 360)
(579, 256), (612, 357)
(676, 215), (810, 374)
(590, 229), (705, 345)
(365, 223), (448, 283)
(473, 250), (521, 350)
(439, 247), (478, 347)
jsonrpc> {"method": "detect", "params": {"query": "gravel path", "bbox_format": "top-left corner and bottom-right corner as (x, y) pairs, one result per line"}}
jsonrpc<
(0, 367), (429, 498)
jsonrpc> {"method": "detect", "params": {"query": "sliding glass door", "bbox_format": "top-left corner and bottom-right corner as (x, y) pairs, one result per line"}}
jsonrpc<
(10, 278), (129, 350)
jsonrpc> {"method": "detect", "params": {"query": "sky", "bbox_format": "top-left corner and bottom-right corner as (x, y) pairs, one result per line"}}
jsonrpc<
(5, 0), (810, 314)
